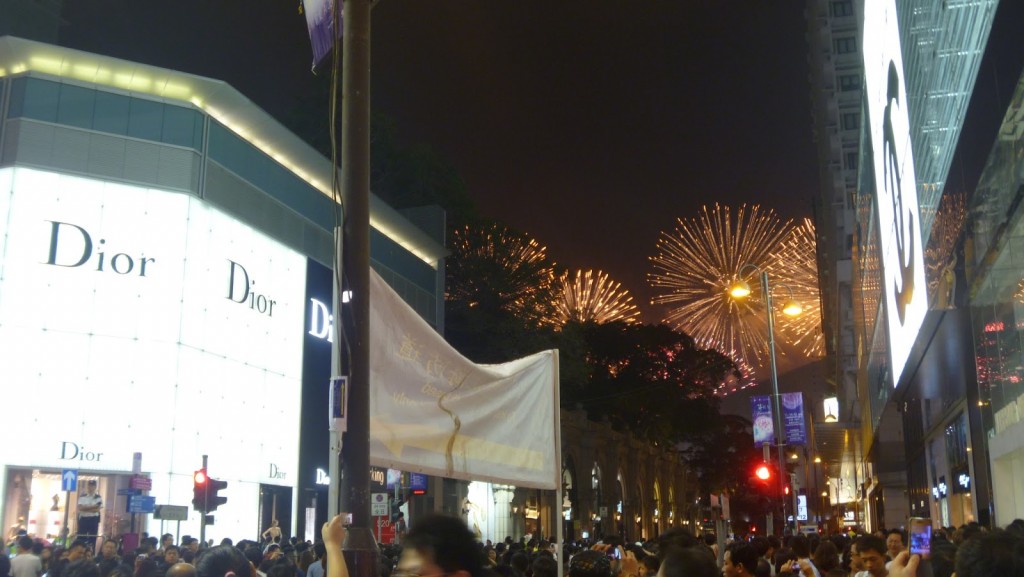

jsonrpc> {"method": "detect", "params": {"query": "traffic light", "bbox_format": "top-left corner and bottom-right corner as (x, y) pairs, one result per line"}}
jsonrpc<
(207, 477), (228, 512)
(390, 493), (407, 522)
(192, 469), (208, 512)
(755, 464), (771, 481)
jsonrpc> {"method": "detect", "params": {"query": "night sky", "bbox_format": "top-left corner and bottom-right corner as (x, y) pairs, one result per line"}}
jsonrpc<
(56, 1), (819, 326)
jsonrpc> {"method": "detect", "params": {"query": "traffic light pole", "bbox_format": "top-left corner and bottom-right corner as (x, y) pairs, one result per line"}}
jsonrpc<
(200, 455), (208, 545)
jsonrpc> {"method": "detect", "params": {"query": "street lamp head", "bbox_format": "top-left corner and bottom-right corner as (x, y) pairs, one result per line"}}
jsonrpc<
(729, 279), (752, 299)
(814, 456), (822, 463)
(781, 299), (803, 316)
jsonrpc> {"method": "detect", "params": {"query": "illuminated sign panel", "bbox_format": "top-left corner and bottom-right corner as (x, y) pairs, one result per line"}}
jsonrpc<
(863, 0), (928, 388)
(0, 167), (305, 540)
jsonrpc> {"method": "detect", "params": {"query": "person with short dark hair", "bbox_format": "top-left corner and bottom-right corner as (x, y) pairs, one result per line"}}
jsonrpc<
(953, 529), (1024, 577)
(11, 536), (42, 577)
(885, 530), (905, 561)
(306, 543), (325, 577)
(855, 535), (887, 577)
(64, 560), (100, 577)
(656, 546), (718, 577)
(96, 540), (120, 563)
(811, 541), (842, 577)
(392, 515), (483, 577)
(655, 529), (699, 556)
(724, 542), (759, 577)
(531, 556), (558, 577)
(567, 551), (610, 577)
(194, 546), (251, 577)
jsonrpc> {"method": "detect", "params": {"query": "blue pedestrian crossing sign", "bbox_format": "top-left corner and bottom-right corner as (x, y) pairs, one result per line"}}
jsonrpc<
(62, 469), (78, 492)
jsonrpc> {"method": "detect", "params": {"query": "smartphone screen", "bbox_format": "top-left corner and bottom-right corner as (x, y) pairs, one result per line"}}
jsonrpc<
(908, 517), (932, 556)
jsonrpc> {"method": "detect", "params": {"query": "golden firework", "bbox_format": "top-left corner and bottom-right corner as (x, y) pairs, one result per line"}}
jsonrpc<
(554, 269), (641, 326)
(447, 223), (557, 325)
(649, 204), (823, 366)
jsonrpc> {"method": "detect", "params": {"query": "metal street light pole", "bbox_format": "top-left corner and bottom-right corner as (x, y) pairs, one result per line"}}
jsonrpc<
(760, 270), (788, 534)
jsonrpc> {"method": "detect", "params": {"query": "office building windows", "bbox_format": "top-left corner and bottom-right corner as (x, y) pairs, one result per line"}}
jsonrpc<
(841, 112), (860, 131)
(834, 37), (857, 54)
(839, 74), (861, 92)
(831, 1), (854, 18)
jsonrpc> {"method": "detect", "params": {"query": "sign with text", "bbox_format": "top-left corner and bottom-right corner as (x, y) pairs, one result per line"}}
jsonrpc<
(750, 396), (775, 446)
(782, 393), (807, 446)
(154, 505), (189, 521)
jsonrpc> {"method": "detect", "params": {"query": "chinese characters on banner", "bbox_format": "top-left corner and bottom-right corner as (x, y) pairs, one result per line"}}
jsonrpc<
(750, 393), (806, 446)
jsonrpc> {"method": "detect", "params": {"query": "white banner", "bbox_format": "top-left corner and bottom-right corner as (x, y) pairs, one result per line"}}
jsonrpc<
(368, 269), (560, 490)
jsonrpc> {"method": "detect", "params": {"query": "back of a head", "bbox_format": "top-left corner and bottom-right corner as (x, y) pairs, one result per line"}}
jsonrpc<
(930, 540), (957, 577)
(19, 536), (34, 551)
(532, 555), (558, 577)
(135, 558), (159, 577)
(510, 552), (529, 573)
(195, 545), (251, 577)
(567, 550), (610, 577)
(749, 537), (769, 558)
(165, 564), (197, 577)
(727, 543), (759, 575)
(790, 535), (811, 558)
(405, 514), (482, 577)
(64, 560), (100, 577)
(954, 529), (1024, 577)
(812, 541), (839, 572)
(658, 546), (718, 577)
(655, 528), (698, 555)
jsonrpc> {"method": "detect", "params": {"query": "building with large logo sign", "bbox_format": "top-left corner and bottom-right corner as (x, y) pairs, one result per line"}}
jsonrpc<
(809, 0), (1024, 530)
(0, 36), (446, 544)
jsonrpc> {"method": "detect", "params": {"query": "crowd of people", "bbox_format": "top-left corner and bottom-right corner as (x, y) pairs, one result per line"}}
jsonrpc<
(4, 516), (1024, 577)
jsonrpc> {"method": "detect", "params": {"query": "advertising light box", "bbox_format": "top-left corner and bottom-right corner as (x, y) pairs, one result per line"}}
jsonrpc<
(0, 167), (305, 539)
(863, 0), (928, 388)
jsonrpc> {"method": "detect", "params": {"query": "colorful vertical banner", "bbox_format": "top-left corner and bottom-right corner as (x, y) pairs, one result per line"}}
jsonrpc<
(782, 392), (807, 445)
(750, 395), (775, 446)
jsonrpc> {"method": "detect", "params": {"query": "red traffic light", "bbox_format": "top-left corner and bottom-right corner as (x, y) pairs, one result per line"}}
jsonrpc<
(194, 469), (207, 485)
(755, 465), (771, 481)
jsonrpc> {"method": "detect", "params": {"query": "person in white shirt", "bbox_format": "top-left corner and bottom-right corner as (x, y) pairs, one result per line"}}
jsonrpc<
(11, 536), (42, 577)
(76, 480), (102, 547)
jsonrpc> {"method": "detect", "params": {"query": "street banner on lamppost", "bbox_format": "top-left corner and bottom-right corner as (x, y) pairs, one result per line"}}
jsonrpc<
(751, 395), (775, 446)
(782, 392), (807, 446)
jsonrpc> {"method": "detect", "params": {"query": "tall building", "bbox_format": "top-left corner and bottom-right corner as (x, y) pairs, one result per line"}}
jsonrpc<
(807, 0), (1008, 530)
(805, 0), (865, 530)
(0, 35), (446, 543)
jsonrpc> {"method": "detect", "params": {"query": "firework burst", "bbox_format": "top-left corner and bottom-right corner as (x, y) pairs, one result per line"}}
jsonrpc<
(695, 338), (757, 396)
(649, 204), (823, 366)
(769, 218), (825, 357)
(553, 269), (640, 326)
(925, 192), (966, 305)
(447, 224), (557, 325)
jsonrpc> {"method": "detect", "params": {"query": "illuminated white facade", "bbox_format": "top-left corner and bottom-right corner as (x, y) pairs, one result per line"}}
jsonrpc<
(0, 167), (305, 541)
(0, 36), (446, 544)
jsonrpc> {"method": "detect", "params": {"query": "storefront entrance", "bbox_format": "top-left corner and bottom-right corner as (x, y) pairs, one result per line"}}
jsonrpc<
(4, 467), (141, 549)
